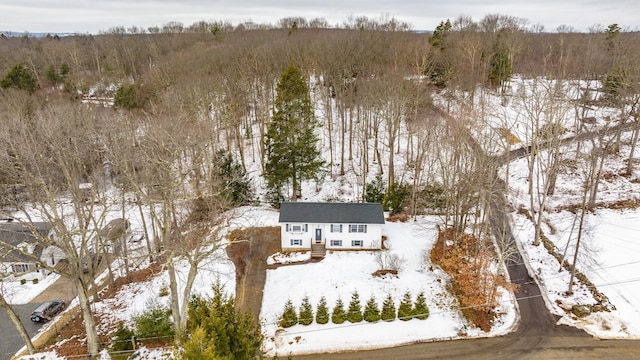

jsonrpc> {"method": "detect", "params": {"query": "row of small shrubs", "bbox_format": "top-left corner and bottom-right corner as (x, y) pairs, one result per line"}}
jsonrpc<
(19, 278), (39, 285)
(279, 291), (429, 328)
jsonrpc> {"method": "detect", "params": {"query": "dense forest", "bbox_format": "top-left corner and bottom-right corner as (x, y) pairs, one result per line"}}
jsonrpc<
(1, 14), (640, 357)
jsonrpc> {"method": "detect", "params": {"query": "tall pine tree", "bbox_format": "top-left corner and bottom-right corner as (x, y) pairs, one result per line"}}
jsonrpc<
(1, 63), (37, 94)
(264, 63), (324, 203)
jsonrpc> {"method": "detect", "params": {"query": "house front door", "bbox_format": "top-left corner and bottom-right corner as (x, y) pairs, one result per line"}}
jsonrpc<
(315, 228), (322, 243)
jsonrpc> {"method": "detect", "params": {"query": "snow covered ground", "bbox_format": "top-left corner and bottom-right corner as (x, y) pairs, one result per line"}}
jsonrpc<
(513, 208), (640, 338)
(505, 135), (640, 339)
(8, 76), (640, 359)
(260, 216), (517, 357)
(1, 272), (60, 304)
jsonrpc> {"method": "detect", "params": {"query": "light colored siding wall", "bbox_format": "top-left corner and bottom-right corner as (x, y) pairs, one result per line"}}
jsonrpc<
(281, 222), (383, 251)
(280, 223), (312, 251)
(325, 223), (382, 250)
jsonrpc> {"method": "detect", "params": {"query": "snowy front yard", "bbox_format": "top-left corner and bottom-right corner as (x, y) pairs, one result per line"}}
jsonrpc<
(260, 219), (517, 357)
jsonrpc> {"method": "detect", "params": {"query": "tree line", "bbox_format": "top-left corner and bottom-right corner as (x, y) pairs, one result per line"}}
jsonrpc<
(0, 13), (639, 357)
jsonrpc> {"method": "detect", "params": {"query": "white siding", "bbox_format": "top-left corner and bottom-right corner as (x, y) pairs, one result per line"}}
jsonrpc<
(326, 223), (382, 250)
(280, 222), (312, 251)
(282, 222), (382, 251)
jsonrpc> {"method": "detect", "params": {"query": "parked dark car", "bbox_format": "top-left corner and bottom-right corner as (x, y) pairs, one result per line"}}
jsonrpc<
(30, 300), (66, 322)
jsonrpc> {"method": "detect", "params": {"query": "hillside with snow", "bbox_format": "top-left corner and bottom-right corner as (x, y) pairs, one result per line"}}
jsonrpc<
(4, 72), (640, 360)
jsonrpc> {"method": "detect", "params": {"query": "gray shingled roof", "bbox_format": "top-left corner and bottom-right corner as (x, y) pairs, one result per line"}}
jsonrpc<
(279, 202), (384, 224)
(0, 222), (51, 263)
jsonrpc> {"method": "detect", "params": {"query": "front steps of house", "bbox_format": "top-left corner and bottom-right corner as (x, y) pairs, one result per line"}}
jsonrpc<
(311, 243), (326, 259)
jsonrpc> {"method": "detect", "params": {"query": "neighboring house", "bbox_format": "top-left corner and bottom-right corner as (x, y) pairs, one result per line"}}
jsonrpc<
(279, 202), (385, 255)
(0, 221), (51, 275)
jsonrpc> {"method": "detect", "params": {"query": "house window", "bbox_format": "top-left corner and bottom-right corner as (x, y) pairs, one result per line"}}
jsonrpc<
(348, 224), (367, 233)
(290, 239), (302, 246)
(352, 240), (364, 247)
(331, 224), (342, 233)
(288, 224), (308, 233)
(12, 263), (31, 273)
(330, 240), (342, 246)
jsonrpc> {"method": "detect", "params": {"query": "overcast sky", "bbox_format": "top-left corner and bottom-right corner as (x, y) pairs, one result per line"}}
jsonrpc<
(1, 0), (638, 34)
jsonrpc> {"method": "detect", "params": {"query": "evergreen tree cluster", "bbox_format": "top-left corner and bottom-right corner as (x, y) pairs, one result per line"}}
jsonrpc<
(45, 63), (69, 86)
(180, 282), (262, 360)
(278, 291), (429, 328)
(365, 175), (410, 215)
(1, 63), (38, 94)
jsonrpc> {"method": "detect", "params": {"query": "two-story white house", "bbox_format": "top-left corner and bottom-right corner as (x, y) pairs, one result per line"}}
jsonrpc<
(279, 202), (385, 256)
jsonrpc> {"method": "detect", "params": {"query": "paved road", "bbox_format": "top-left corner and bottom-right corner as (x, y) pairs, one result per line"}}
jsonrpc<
(0, 304), (44, 360)
(295, 335), (640, 359)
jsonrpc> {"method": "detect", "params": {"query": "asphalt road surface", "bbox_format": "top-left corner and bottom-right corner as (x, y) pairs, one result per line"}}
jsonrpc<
(0, 303), (44, 360)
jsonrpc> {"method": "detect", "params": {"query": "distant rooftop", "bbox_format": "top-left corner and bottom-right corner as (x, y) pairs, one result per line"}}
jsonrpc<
(0, 222), (51, 262)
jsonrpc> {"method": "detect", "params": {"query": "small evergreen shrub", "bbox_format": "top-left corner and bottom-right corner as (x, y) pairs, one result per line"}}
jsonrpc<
(279, 300), (298, 328)
(20, 279), (26, 285)
(346, 292), (363, 323)
(398, 291), (414, 321)
(413, 292), (430, 320)
(32, 278), (39, 284)
(315, 296), (329, 324)
(298, 296), (314, 326)
(363, 296), (381, 323)
(110, 321), (135, 357)
(331, 298), (346, 324)
(381, 294), (396, 321)
(133, 299), (174, 340)
(114, 84), (139, 109)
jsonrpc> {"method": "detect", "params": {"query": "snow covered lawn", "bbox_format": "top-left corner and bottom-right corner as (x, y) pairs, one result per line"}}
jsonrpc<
(260, 218), (517, 356)
(514, 208), (640, 338)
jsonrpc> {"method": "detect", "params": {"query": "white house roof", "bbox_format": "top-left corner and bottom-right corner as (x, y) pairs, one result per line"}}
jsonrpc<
(279, 202), (385, 224)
